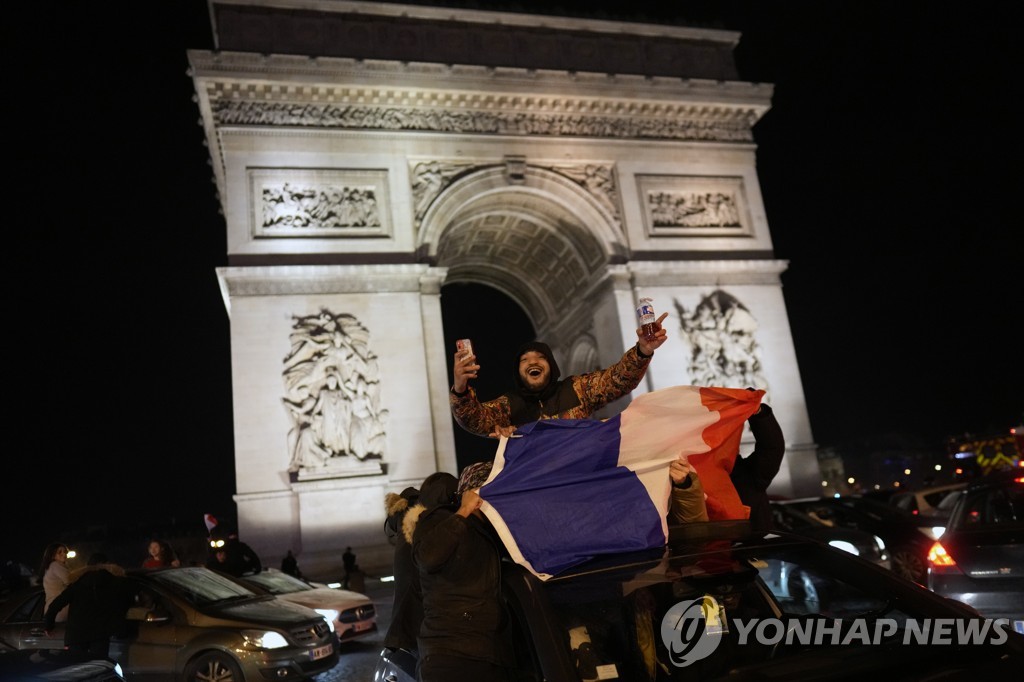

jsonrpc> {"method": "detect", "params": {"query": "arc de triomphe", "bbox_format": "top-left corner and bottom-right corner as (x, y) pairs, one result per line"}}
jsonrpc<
(190, 1), (819, 574)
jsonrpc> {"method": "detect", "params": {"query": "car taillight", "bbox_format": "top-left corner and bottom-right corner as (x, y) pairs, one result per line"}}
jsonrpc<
(927, 541), (962, 575)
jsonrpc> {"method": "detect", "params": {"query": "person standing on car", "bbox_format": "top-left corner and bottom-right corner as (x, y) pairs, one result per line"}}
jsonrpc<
(449, 314), (668, 439)
(40, 542), (71, 623)
(411, 465), (514, 682)
(206, 526), (262, 576)
(44, 553), (136, 661)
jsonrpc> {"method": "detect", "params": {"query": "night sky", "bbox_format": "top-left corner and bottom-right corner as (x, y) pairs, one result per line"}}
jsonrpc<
(4, 2), (1020, 569)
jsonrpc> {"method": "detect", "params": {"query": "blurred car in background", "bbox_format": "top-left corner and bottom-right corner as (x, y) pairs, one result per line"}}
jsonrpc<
(890, 482), (967, 529)
(233, 568), (378, 643)
(778, 496), (935, 583)
(769, 500), (890, 568)
(0, 566), (338, 682)
(374, 520), (1024, 682)
(927, 471), (1024, 632)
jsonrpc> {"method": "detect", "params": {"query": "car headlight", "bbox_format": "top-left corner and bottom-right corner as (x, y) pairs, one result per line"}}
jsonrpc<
(828, 540), (859, 556)
(873, 535), (886, 550)
(241, 629), (289, 649)
(315, 610), (339, 633)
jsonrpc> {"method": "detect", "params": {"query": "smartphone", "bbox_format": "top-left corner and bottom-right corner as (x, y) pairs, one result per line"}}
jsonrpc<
(456, 338), (473, 357)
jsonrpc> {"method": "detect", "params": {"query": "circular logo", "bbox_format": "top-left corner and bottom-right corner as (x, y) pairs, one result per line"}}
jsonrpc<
(660, 596), (724, 667)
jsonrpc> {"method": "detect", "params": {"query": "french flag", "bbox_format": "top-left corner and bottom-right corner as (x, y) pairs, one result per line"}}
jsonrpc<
(476, 386), (764, 579)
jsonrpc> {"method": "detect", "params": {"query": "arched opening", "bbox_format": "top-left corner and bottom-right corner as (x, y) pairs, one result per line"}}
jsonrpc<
(441, 281), (534, 469)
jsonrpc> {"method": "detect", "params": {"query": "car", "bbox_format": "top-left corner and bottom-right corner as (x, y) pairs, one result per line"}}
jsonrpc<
(0, 648), (125, 681)
(777, 496), (936, 583)
(232, 567), (378, 643)
(769, 501), (890, 568)
(375, 520), (1024, 682)
(0, 565), (339, 682)
(927, 471), (1024, 630)
(890, 483), (967, 528)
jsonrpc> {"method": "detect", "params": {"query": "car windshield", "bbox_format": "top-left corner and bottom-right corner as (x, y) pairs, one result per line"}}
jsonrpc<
(147, 567), (262, 605)
(243, 571), (314, 595)
(520, 537), (1000, 681)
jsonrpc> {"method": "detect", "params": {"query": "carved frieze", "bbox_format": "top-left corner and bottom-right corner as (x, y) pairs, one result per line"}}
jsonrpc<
(208, 96), (756, 143)
(250, 169), (391, 238)
(637, 175), (753, 238)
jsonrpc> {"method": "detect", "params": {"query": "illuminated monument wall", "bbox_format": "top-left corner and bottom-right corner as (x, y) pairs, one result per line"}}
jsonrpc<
(190, 0), (819, 574)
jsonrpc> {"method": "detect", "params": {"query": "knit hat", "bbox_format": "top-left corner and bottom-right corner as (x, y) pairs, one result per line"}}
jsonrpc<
(458, 461), (493, 493)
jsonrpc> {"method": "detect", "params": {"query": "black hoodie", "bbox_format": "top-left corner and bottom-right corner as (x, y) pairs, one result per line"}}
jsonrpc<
(503, 341), (582, 425)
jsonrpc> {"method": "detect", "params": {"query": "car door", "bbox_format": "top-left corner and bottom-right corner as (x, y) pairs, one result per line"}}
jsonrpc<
(0, 589), (66, 652)
(113, 583), (186, 681)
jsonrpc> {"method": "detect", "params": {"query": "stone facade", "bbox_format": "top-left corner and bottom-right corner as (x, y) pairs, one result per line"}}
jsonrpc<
(192, 1), (819, 575)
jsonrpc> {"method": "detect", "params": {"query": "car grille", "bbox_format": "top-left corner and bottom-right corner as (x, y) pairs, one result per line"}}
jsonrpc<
(338, 604), (376, 623)
(290, 620), (332, 644)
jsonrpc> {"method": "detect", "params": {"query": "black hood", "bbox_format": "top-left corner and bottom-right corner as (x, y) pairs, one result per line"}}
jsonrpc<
(511, 341), (561, 398)
(504, 340), (580, 425)
(418, 472), (458, 510)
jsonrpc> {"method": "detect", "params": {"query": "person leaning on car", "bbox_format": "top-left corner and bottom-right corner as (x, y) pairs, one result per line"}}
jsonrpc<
(411, 464), (514, 682)
(44, 553), (136, 661)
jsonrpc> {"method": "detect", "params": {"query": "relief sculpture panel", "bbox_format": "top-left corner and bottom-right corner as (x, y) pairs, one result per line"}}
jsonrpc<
(281, 308), (388, 480)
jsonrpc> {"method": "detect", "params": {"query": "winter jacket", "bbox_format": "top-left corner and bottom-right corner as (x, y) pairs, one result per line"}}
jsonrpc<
(410, 474), (513, 666)
(382, 486), (421, 652)
(450, 341), (651, 436)
(44, 564), (136, 649)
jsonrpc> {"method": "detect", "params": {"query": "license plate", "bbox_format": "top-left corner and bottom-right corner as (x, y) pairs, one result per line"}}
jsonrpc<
(310, 643), (333, 661)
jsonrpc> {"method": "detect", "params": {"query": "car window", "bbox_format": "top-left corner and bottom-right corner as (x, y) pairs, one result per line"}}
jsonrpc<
(536, 543), (924, 681)
(243, 571), (314, 594)
(959, 486), (1024, 526)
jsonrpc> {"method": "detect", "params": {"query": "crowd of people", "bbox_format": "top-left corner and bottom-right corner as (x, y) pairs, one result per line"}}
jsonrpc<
(383, 312), (787, 681)
(34, 311), (787, 678)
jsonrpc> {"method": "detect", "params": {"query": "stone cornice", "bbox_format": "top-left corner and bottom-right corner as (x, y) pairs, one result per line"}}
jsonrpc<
(191, 56), (768, 142)
(628, 259), (789, 286)
(216, 264), (439, 305)
(189, 51), (771, 107)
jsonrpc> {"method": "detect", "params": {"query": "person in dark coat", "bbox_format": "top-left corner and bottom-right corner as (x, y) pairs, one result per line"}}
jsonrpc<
(206, 527), (262, 577)
(280, 550), (301, 577)
(411, 466), (513, 682)
(43, 554), (136, 660)
(382, 485), (422, 654)
(730, 400), (785, 531)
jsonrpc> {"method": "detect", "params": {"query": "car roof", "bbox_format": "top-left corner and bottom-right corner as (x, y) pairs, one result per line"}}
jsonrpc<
(539, 520), (806, 582)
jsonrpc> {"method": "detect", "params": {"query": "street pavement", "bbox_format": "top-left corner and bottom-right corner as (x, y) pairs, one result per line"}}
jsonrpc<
(316, 576), (395, 681)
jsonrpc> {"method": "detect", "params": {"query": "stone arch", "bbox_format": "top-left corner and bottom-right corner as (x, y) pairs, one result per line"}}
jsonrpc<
(419, 165), (627, 344)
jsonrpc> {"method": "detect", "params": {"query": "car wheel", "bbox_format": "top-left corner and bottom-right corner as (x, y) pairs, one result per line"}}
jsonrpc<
(185, 651), (244, 682)
(891, 548), (926, 583)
